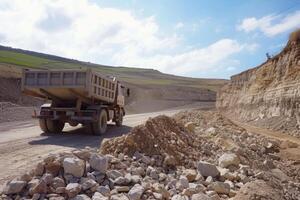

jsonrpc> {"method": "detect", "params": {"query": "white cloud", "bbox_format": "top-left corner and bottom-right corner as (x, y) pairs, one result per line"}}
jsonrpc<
(238, 10), (300, 36)
(0, 0), (254, 77)
(174, 22), (184, 29)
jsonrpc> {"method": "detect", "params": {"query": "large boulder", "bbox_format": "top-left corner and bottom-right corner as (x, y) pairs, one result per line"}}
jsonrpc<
(218, 153), (240, 168)
(90, 154), (108, 173)
(63, 157), (85, 177)
(197, 161), (220, 177)
(2, 180), (27, 194)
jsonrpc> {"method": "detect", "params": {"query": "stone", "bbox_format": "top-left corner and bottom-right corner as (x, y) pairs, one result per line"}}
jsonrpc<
(55, 187), (66, 194)
(183, 169), (197, 182)
(191, 193), (211, 200)
(210, 182), (230, 194)
(66, 183), (82, 198)
(41, 173), (53, 185)
(271, 168), (290, 182)
(73, 150), (92, 161)
(197, 161), (220, 177)
(163, 155), (177, 167)
(128, 184), (144, 200)
(115, 186), (130, 193)
(96, 185), (110, 196)
(218, 153), (240, 168)
(63, 157), (85, 177)
(2, 180), (27, 194)
(114, 176), (127, 185)
(152, 183), (170, 199)
(184, 122), (196, 132)
(110, 194), (129, 200)
(176, 176), (189, 191)
(34, 162), (45, 176)
(107, 170), (123, 180)
(171, 194), (189, 200)
(82, 178), (97, 190)
(263, 160), (275, 169)
(51, 177), (65, 189)
(29, 180), (47, 195)
(45, 159), (61, 176)
(71, 194), (91, 200)
(92, 192), (109, 200)
(141, 155), (151, 165)
(131, 175), (142, 184)
(90, 154), (108, 173)
(153, 192), (163, 199)
(20, 173), (32, 182)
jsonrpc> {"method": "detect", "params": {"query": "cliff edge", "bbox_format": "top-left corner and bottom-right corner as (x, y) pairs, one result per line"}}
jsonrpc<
(217, 29), (300, 137)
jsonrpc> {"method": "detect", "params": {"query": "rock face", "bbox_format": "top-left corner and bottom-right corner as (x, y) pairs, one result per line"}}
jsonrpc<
(217, 29), (300, 137)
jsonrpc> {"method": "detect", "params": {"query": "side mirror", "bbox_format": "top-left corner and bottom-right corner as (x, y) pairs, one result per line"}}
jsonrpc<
(127, 88), (130, 97)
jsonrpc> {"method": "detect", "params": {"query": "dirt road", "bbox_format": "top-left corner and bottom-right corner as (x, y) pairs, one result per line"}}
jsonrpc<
(0, 109), (185, 185)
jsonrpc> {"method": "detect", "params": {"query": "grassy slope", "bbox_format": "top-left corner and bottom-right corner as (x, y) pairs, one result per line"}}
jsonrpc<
(0, 48), (228, 92)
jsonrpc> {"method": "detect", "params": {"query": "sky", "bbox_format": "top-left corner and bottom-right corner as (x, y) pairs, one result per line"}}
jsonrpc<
(0, 0), (299, 79)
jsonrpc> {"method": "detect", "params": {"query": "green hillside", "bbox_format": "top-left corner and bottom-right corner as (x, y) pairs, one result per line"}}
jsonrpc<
(0, 47), (228, 92)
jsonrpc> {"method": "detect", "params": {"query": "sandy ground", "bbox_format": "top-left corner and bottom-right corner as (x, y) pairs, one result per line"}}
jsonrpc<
(0, 108), (194, 186)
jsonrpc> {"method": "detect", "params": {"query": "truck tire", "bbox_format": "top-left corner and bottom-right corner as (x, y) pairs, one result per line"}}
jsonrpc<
(46, 119), (65, 133)
(39, 119), (49, 133)
(92, 109), (107, 135)
(115, 109), (123, 127)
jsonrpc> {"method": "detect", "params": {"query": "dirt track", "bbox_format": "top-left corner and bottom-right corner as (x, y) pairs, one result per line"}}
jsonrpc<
(0, 109), (186, 186)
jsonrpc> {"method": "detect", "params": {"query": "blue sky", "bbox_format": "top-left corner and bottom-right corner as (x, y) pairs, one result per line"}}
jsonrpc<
(0, 0), (299, 79)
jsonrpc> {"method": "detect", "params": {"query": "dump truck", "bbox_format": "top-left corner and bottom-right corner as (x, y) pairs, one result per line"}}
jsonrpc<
(21, 69), (128, 135)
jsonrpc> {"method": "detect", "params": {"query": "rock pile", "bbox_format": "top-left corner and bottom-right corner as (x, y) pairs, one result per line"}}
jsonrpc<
(1, 112), (300, 199)
(100, 115), (221, 167)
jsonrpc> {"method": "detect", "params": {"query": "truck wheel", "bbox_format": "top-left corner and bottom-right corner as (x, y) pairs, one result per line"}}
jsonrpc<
(39, 119), (49, 133)
(115, 109), (123, 127)
(46, 120), (65, 133)
(92, 109), (107, 135)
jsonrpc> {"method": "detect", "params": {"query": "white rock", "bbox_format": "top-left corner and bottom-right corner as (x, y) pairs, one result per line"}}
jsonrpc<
(197, 161), (220, 178)
(218, 153), (240, 168)
(2, 180), (27, 194)
(128, 184), (144, 200)
(92, 192), (109, 200)
(90, 154), (108, 173)
(63, 157), (85, 177)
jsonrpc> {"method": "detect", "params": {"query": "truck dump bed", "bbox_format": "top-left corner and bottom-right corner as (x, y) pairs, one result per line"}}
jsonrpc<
(22, 69), (117, 103)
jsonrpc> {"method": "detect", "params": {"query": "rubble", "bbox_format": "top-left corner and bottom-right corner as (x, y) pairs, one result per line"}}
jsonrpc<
(1, 111), (299, 200)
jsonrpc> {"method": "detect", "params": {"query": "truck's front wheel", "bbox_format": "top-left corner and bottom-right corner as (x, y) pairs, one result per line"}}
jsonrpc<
(92, 109), (108, 135)
(46, 120), (65, 133)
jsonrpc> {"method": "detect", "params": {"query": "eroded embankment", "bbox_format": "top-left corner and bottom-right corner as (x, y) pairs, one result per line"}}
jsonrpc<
(217, 29), (300, 137)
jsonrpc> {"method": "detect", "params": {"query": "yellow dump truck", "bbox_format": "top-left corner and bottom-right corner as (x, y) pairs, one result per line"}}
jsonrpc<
(21, 69), (128, 135)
